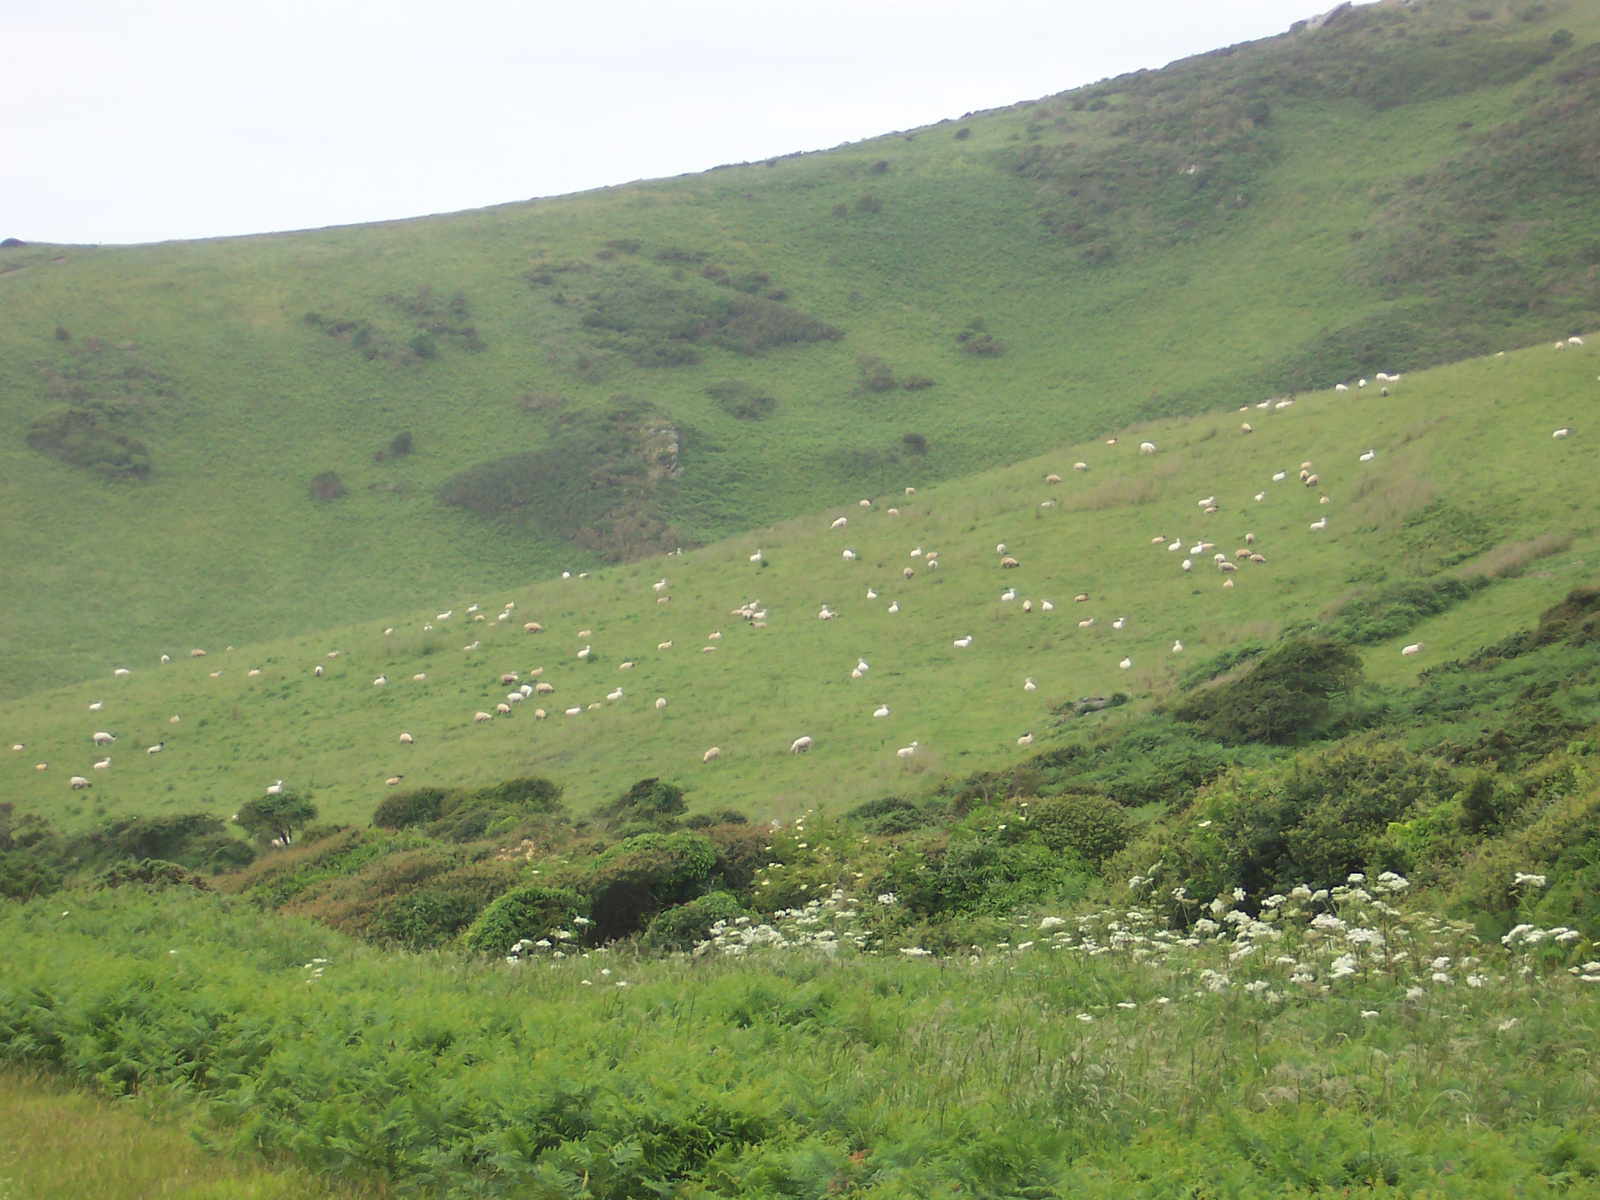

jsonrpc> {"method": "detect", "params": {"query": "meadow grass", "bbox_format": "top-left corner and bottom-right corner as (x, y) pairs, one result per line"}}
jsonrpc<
(1, 1), (1597, 697)
(0, 1070), (368, 1200)
(3, 340), (1595, 828)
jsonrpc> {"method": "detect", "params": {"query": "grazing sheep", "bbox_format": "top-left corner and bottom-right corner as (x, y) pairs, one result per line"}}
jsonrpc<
(565, 707), (583, 716)
(1219, 561), (1238, 573)
(818, 607), (836, 620)
(1305, 474), (1319, 487)
(1022, 599), (1033, 612)
(9, 744), (19, 752)
(887, 507), (900, 516)
(831, 517), (848, 530)
(1358, 378), (1367, 388)
(1047, 472), (1063, 483)
(1309, 517), (1328, 531)
(1242, 423), (1253, 434)
(160, 654), (170, 664)
(1001, 556), (1020, 569)
(400, 733), (414, 744)
(703, 747), (722, 762)
(888, 602), (900, 614)
(189, 649), (207, 658)
(1172, 640), (1184, 653)
(1245, 532), (1255, 544)
(927, 557), (940, 569)
(607, 688), (624, 701)
(70, 776), (90, 789)
(1223, 577), (1235, 589)
(1119, 657), (1132, 670)
(1112, 617), (1126, 630)
(520, 684), (533, 697)
(1570, 336), (1585, 346)
(1001, 588), (1016, 602)
(169, 715), (180, 724)
(535, 682), (555, 694)
(790, 736), (813, 754)
(1250, 554), (1267, 563)
(1140, 442), (1156, 454)
(1336, 383), (1348, 392)
(35, 763), (47, 771)
(507, 692), (524, 704)
(1017, 733), (1034, 746)
(114, 668), (130, 677)
(859, 498), (872, 508)
(843, 549), (858, 561)
(954, 635), (973, 649)
(577, 645), (591, 659)
(92, 732), (115, 746)
(147, 743), (163, 755)
(1074, 462), (1088, 472)
(497, 703), (512, 715)
(1554, 428), (1571, 439)
(534, 708), (547, 719)
(656, 697), (667, 709)
(1078, 618), (1094, 629)
(464, 641), (481, 652)
(524, 622), (544, 633)
(1401, 643), (1424, 656)
(1236, 549), (1252, 560)
(1275, 399), (1293, 410)
(500, 672), (519, 685)
(749, 549), (764, 562)
(1024, 677), (1037, 691)
(474, 711), (493, 723)
(247, 668), (263, 678)
(874, 705), (890, 718)
(905, 487), (916, 496)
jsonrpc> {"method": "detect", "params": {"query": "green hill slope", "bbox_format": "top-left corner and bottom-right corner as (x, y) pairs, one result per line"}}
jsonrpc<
(3, 335), (1594, 826)
(2, 0), (1599, 696)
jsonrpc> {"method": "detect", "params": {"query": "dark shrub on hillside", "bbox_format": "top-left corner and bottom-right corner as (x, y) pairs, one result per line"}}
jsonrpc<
(641, 892), (753, 952)
(831, 203), (848, 218)
(96, 859), (210, 890)
(856, 194), (882, 214)
(602, 777), (687, 822)
(954, 126), (971, 140)
(234, 793), (319, 845)
(26, 404), (151, 478)
(389, 430), (413, 457)
(902, 375), (935, 390)
(959, 332), (1006, 357)
(1325, 576), (1488, 645)
(605, 238), (641, 255)
(373, 787), (450, 830)
(1173, 637), (1364, 745)
(1461, 587), (1600, 666)
(365, 861), (523, 949)
(0, 851), (62, 901)
(308, 472), (345, 501)
(73, 813), (254, 874)
(858, 355), (895, 393)
(685, 810), (749, 829)
(53, 325), (70, 341)
(874, 836), (1088, 918)
(701, 824), (765, 892)
(462, 884), (589, 955)
(848, 796), (931, 835)
(869, 160), (889, 175)
(706, 380), (776, 421)
(654, 246), (707, 265)
(1027, 794), (1130, 865)
(901, 432), (927, 455)
(587, 831), (716, 940)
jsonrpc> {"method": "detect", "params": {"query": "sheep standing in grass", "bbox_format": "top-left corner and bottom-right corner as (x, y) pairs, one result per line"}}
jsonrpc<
(790, 736), (813, 754)
(703, 747), (722, 762)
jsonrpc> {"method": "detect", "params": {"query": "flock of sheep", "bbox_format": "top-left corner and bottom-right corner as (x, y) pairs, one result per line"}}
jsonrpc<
(15, 340), (1586, 796)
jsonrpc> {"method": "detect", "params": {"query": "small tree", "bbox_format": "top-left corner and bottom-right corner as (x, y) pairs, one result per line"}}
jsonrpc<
(234, 792), (318, 845)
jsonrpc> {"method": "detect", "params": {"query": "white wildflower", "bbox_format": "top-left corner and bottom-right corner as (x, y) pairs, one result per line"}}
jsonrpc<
(1360, 1010), (1379, 1020)
(1076, 1013), (1095, 1023)
(1514, 873), (1547, 889)
(1498, 1018), (1519, 1032)
(900, 947), (933, 957)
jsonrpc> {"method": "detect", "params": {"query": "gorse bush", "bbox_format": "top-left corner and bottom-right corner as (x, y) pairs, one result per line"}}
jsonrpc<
(462, 883), (588, 955)
(26, 404), (151, 478)
(1172, 636), (1364, 744)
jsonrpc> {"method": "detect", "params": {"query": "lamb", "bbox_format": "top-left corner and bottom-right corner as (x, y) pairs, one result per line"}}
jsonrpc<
(953, 635), (973, 648)
(70, 775), (91, 789)
(702, 646), (718, 653)
(1250, 554), (1267, 563)
(1168, 540), (1182, 552)
(1223, 577), (1235, 589)
(1309, 517), (1328, 531)
(897, 742), (919, 758)
(1017, 733), (1034, 746)
(400, 733), (414, 744)
(790, 736), (813, 754)
(475, 711), (493, 723)
(1198, 496), (1215, 507)
(438, 611), (453, 621)
(703, 747), (722, 762)
(887, 508), (899, 516)
(842, 549), (858, 561)
(1112, 617), (1126, 630)
(1553, 428), (1571, 439)
(92, 731), (115, 746)
(873, 705), (890, 718)
(857, 658), (871, 673)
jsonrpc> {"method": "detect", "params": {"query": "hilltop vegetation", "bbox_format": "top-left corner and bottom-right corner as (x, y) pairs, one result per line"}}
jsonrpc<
(3, 0), (1600, 694)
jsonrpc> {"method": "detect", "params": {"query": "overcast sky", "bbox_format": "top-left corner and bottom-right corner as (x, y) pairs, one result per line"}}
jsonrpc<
(2, 1), (1328, 246)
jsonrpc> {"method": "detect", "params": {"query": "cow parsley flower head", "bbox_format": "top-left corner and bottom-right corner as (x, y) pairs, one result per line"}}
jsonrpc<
(1514, 873), (1548, 889)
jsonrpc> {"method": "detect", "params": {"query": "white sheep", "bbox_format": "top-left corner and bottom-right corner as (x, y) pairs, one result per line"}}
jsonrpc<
(70, 775), (91, 789)
(887, 602), (900, 614)
(169, 715), (180, 724)
(1198, 496), (1214, 507)
(1074, 461), (1088, 472)
(160, 654), (170, 664)
(577, 645), (592, 659)
(464, 641), (481, 652)
(1078, 618), (1094, 629)
(374, 675), (386, 687)
(607, 688), (624, 702)
(399, 733), (414, 744)
(953, 635), (973, 649)
(873, 704), (890, 718)
(703, 747), (722, 762)
(474, 711), (493, 723)
(1023, 600), (1033, 612)
(1255, 492), (1267, 502)
(790, 736), (813, 754)
(1119, 657), (1132, 670)
(819, 607), (836, 620)
(1401, 643), (1423, 656)
(1182, 559), (1193, 572)
(905, 486), (916, 496)
(857, 658), (870, 673)
(114, 668), (130, 677)
(831, 516), (848, 530)
(535, 681), (555, 694)
(897, 742), (918, 758)
(843, 549), (857, 561)
(534, 708), (547, 720)
(1553, 428), (1571, 439)
(89, 701), (103, 712)
(438, 610), (452, 621)
(652, 578), (668, 592)
(1241, 423), (1253, 434)
(147, 742), (163, 755)
(1112, 617), (1125, 630)
(1168, 540), (1182, 552)
(1001, 588), (1016, 602)
(887, 508), (899, 516)
(866, 588), (878, 600)
(35, 763), (46, 771)
(1172, 640), (1184, 653)
(1272, 470), (1287, 482)
(1310, 517), (1328, 531)
(497, 703), (512, 715)
(524, 622), (544, 633)
(565, 707), (583, 716)
(93, 757), (110, 770)
(1569, 336), (1584, 346)
(1140, 441), (1156, 454)
(1040, 600), (1054, 611)
(1017, 733), (1034, 746)
(92, 731), (115, 746)
(1336, 383), (1348, 392)
(1024, 677), (1036, 691)
(859, 498), (872, 508)
(656, 697), (667, 709)
(507, 692), (524, 704)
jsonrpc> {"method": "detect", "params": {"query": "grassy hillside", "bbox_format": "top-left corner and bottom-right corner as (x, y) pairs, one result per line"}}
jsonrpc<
(3, 336), (1594, 827)
(3, 0), (1600, 695)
